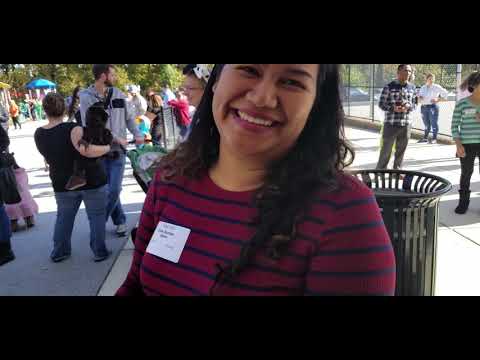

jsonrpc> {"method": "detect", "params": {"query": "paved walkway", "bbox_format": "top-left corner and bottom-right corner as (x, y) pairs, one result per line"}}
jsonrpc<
(0, 121), (147, 296)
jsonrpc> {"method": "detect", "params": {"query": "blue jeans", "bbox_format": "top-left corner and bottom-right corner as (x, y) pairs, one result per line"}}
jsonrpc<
(52, 185), (108, 259)
(103, 154), (126, 226)
(421, 104), (439, 139)
(0, 204), (11, 244)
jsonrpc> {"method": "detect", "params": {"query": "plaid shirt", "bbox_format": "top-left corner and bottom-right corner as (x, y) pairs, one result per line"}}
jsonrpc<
(378, 80), (417, 126)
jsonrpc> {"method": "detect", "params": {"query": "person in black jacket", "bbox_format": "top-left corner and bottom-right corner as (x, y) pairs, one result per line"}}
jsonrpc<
(0, 125), (15, 266)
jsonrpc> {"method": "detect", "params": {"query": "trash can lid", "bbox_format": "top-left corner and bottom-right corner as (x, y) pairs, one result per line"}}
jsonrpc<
(351, 169), (452, 201)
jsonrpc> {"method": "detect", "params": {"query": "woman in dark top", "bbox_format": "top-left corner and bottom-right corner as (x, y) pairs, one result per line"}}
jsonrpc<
(34, 93), (112, 263)
(0, 125), (15, 266)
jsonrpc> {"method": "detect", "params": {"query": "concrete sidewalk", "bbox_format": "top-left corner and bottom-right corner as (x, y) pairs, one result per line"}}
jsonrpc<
(0, 120), (147, 296)
(98, 124), (480, 296)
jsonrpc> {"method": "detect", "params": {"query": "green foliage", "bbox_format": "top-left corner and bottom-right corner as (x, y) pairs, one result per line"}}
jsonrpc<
(3, 64), (474, 99)
(0, 64), (186, 97)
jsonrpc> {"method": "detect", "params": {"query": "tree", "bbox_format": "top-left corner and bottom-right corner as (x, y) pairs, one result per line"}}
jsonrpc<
(0, 64), (186, 98)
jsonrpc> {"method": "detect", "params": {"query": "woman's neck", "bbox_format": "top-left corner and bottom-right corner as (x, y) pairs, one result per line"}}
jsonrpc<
(43, 117), (63, 129)
(95, 81), (107, 97)
(209, 145), (268, 192)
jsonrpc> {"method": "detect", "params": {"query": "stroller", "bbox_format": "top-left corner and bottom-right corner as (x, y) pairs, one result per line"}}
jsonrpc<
(127, 144), (168, 244)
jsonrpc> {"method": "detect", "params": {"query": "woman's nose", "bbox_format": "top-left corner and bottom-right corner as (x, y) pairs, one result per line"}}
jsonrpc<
(245, 80), (278, 109)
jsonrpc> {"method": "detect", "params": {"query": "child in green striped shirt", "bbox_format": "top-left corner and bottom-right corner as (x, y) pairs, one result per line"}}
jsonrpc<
(451, 72), (480, 214)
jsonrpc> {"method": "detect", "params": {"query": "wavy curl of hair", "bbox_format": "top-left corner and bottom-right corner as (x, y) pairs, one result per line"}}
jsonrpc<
(68, 86), (81, 119)
(155, 64), (354, 293)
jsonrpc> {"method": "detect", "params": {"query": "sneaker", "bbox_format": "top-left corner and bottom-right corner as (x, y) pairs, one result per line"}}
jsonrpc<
(93, 250), (112, 262)
(430, 139), (437, 144)
(417, 138), (428, 143)
(11, 220), (19, 233)
(25, 216), (35, 228)
(0, 250), (15, 266)
(51, 254), (71, 263)
(65, 175), (87, 191)
(116, 224), (127, 237)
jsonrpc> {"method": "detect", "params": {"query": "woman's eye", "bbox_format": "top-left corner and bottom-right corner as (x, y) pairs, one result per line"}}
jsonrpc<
(282, 78), (305, 89)
(238, 66), (260, 77)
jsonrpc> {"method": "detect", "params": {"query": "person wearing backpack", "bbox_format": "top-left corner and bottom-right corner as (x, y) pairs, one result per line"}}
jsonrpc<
(79, 64), (144, 237)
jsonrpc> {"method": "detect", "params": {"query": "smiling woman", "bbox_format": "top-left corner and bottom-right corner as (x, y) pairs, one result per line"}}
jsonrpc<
(117, 64), (396, 296)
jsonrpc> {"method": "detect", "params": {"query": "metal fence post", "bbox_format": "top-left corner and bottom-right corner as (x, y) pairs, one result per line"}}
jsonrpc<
(456, 64), (462, 101)
(370, 64), (375, 120)
(347, 64), (351, 116)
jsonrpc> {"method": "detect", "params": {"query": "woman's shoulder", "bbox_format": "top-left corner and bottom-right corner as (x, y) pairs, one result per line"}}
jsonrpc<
(306, 172), (383, 235)
(305, 172), (379, 221)
(314, 172), (375, 203)
(35, 122), (79, 140)
(150, 169), (190, 193)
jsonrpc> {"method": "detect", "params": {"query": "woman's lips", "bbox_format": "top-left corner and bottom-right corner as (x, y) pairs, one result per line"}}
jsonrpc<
(231, 109), (280, 133)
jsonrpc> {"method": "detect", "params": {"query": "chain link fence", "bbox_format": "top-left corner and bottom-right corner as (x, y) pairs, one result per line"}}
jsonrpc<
(341, 64), (480, 137)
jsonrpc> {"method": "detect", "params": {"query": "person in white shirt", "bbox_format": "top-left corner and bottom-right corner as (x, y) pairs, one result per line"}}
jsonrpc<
(126, 85), (148, 118)
(417, 73), (449, 144)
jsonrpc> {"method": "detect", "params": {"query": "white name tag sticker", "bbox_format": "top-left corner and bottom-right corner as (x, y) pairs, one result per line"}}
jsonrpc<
(464, 109), (477, 116)
(146, 222), (191, 263)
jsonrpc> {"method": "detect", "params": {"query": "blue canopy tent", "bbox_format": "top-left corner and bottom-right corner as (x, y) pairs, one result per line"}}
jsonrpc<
(26, 78), (57, 90)
(24, 79), (57, 121)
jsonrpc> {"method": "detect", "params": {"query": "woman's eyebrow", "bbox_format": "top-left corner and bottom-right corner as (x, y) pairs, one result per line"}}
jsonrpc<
(284, 68), (315, 80)
(258, 64), (315, 81)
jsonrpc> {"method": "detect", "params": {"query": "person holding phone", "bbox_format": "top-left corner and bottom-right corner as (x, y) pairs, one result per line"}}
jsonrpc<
(376, 64), (417, 170)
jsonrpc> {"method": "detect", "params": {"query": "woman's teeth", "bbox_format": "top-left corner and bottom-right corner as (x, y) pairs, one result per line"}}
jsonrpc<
(238, 111), (274, 127)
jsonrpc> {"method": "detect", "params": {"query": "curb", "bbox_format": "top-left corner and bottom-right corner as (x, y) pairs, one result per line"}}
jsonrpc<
(345, 116), (455, 145)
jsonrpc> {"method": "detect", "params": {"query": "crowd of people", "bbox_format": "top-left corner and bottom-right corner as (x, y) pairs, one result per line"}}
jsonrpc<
(2, 63), (480, 296)
(0, 98), (46, 131)
(0, 64), (211, 267)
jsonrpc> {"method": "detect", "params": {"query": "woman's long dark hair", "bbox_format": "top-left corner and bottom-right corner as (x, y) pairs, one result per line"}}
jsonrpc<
(68, 86), (81, 118)
(157, 64), (354, 292)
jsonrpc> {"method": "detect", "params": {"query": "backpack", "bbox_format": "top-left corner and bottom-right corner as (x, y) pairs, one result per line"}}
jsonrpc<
(0, 152), (21, 205)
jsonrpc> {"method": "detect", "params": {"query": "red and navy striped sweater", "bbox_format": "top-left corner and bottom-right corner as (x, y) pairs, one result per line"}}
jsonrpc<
(116, 171), (395, 296)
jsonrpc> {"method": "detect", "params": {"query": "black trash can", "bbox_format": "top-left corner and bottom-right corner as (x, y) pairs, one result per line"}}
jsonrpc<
(351, 169), (452, 296)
